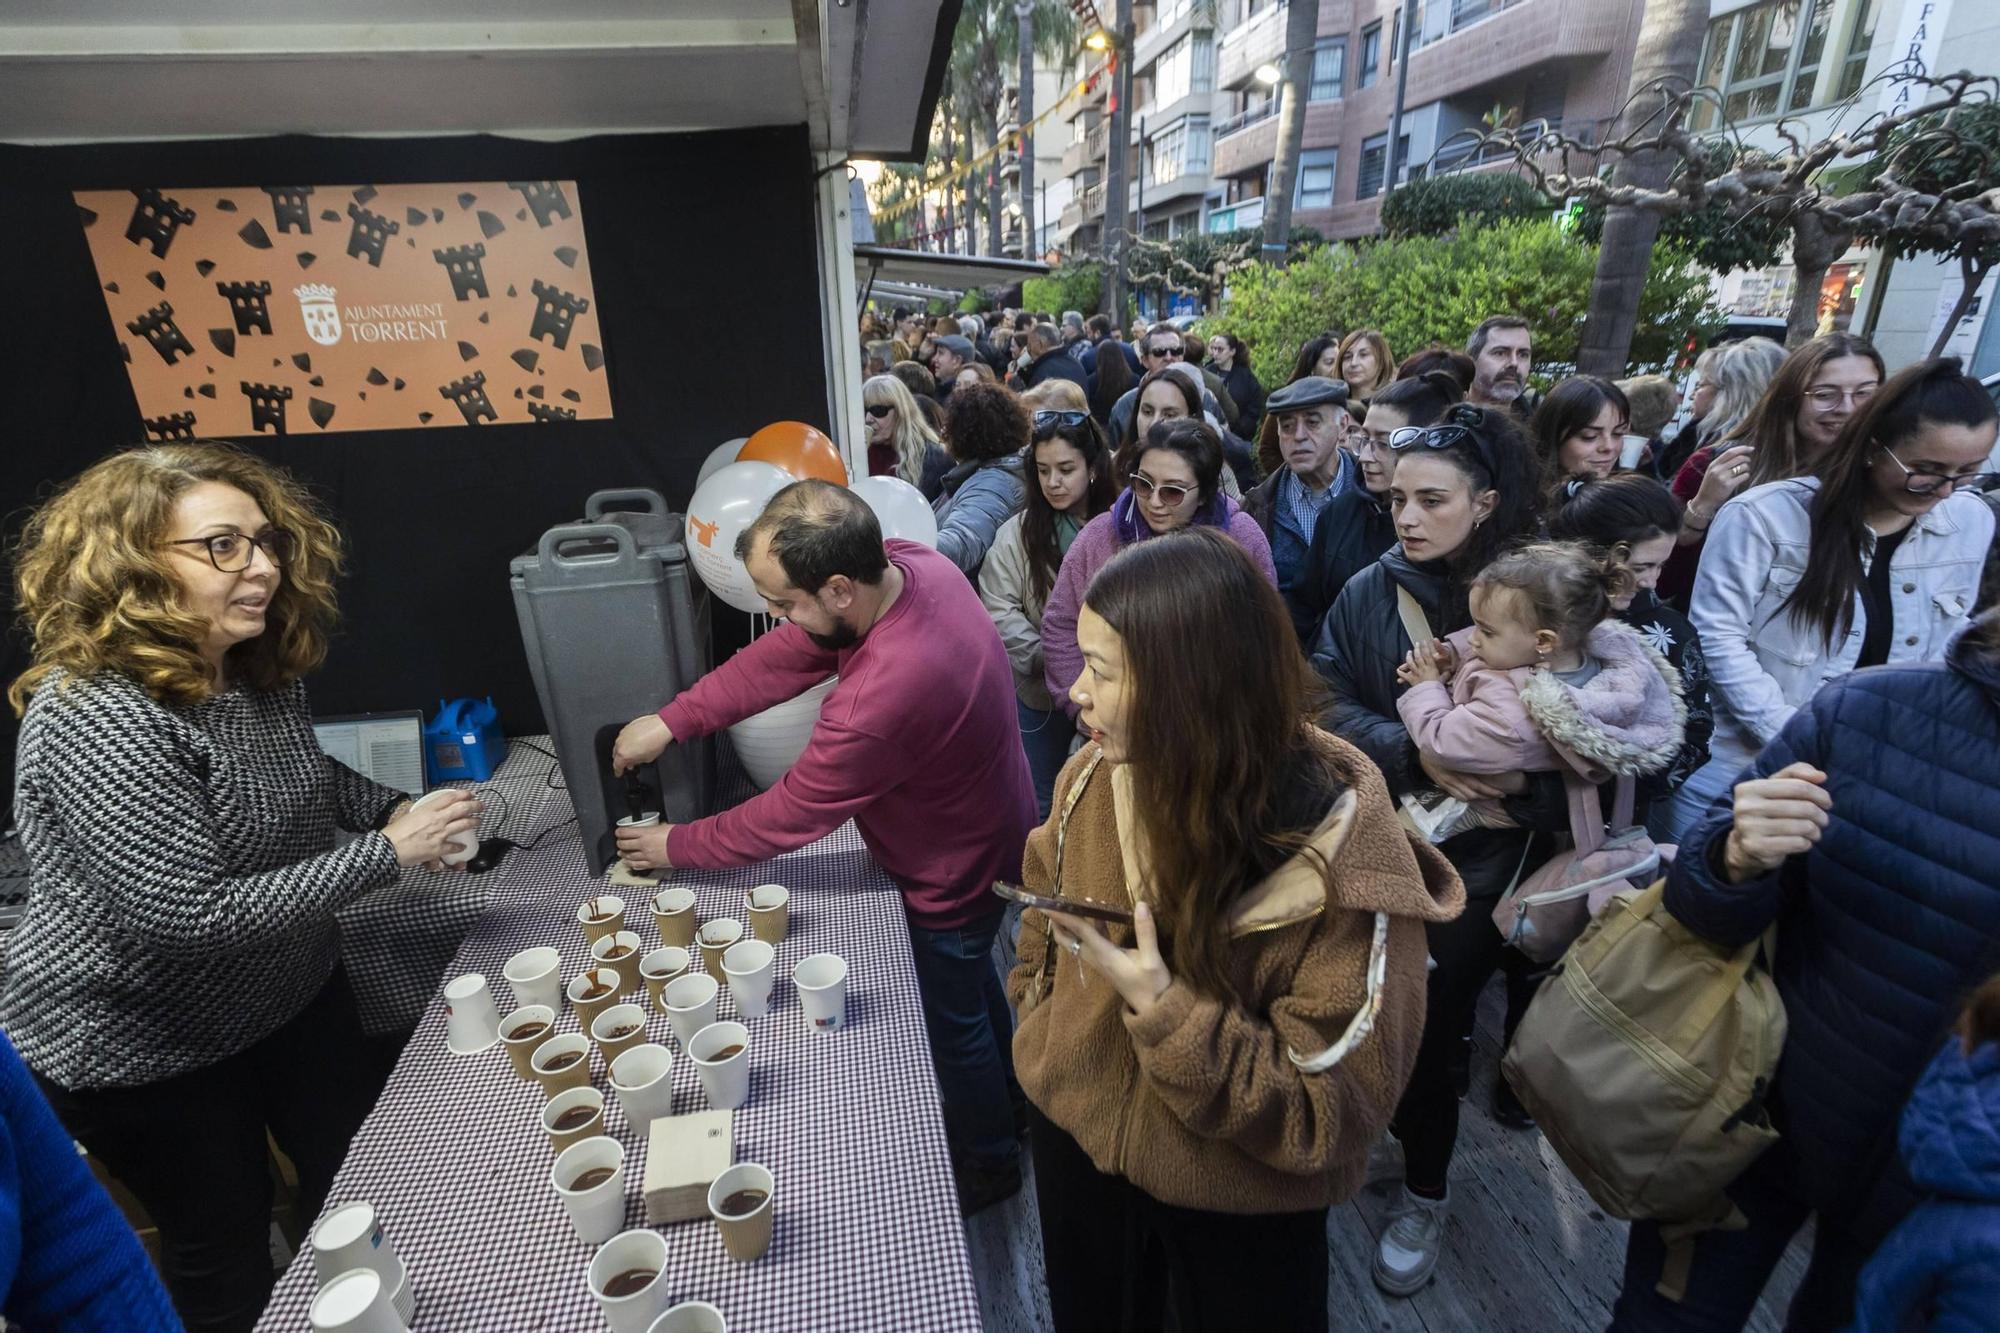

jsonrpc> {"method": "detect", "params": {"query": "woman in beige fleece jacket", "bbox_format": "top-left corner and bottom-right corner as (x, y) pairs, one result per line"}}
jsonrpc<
(1006, 528), (1464, 1332)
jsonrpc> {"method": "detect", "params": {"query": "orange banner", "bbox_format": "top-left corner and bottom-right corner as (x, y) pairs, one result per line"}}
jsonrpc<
(76, 181), (611, 437)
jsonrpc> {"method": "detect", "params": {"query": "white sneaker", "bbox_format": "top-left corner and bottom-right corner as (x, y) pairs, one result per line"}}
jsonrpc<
(1364, 1135), (1405, 1188)
(1373, 1186), (1449, 1296)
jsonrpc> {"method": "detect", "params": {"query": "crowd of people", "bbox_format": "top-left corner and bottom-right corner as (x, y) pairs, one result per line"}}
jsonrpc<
(0, 300), (1997, 1333)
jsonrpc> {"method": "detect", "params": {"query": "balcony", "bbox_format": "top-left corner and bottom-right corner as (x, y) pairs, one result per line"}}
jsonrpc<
(1208, 195), (1264, 234)
(1087, 120), (1109, 165)
(1061, 136), (1094, 177)
(999, 149), (1021, 179)
(1218, 1), (1286, 91)
(1402, 0), (1616, 108)
(1214, 99), (1278, 141)
(1081, 180), (1107, 219)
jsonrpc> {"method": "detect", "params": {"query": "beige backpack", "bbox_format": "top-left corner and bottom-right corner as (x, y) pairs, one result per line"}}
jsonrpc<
(1501, 879), (1785, 1301)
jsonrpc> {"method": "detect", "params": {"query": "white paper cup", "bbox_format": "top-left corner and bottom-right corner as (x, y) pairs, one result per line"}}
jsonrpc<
(610, 1043), (676, 1127)
(650, 887), (698, 948)
(721, 939), (776, 1020)
(443, 973), (502, 1055)
(618, 812), (662, 829)
(310, 1201), (405, 1293)
(384, 1266), (415, 1326)
(648, 1301), (729, 1333)
(1619, 432), (1650, 470)
(794, 953), (849, 1034)
(707, 1161), (775, 1263)
(309, 1267), (406, 1333)
(543, 1085), (606, 1155)
(552, 1136), (627, 1246)
(589, 1228), (671, 1333)
(503, 946), (563, 1012)
(696, 918), (743, 974)
(592, 1002), (650, 1065)
(641, 946), (691, 1007)
(662, 972), (720, 1047)
(687, 1021), (750, 1111)
(531, 1032), (593, 1095)
(411, 788), (477, 866)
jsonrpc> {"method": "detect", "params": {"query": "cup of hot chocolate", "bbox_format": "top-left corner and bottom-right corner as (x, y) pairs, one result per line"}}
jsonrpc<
(577, 894), (627, 947)
(568, 967), (622, 1033)
(640, 947), (691, 1008)
(591, 1002), (650, 1065)
(591, 929), (645, 995)
(707, 1162), (775, 1263)
(551, 1135), (626, 1245)
(687, 1021), (750, 1111)
(500, 1004), (557, 1080)
(745, 884), (789, 944)
(650, 887), (698, 948)
(588, 1229), (671, 1333)
(696, 918), (742, 975)
(661, 973), (719, 1048)
(648, 1302), (728, 1332)
(543, 1085), (606, 1155)
(531, 1032), (593, 1096)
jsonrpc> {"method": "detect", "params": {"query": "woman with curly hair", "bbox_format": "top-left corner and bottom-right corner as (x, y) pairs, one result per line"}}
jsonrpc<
(2, 443), (479, 1332)
(936, 379), (1033, 576)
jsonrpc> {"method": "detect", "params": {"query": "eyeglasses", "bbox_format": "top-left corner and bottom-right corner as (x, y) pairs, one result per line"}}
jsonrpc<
(1803, 383), (1879, 412)
(1388, 405), (1499, 477)
(1875, 447), (1998, 497)
(1033, 410), (1090, 434)
(1131, 471), (1194, 506)
(1146, 344), (1185, 360)
(864, 404), (895, 420)
(164, 528), (297, 572)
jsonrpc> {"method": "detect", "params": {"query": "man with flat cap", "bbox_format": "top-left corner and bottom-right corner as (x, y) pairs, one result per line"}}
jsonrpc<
(929, 335), (976, 398)
(1243, 375), (1356, 644)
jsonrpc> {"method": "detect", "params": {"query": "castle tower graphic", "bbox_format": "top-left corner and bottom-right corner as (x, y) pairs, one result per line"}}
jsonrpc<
(127, 302), (195, 365)
(217, 280), (274, 336)
(440, 371), (498, 425)
(262, 186), (315, 235)
(143, 411), (198, 442)
(345, 202), (400, 267)
(528, 279), (589, 351)
(240, 381), (293, 435)
(432, 243), (490, 301)
(124, 189), (195, 259)
(526, 401), (578, 423)
(509, 181), (573, 227)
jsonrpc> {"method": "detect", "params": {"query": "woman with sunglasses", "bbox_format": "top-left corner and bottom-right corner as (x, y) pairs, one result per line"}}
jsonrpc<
(863, 373), (952, 500)
(2, 443), (479, 1330)
(981, 409), (1119, 818)
(1042, 419), (1277, 731)
(1307, 404), (1548, 1297)
(1675, 357), (1996, 842)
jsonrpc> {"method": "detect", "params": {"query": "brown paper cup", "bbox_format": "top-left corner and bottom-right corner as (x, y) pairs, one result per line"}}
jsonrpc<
(746, 885), (789, 945)
(568, 968), (622, 1035)
(531, 1033), (593, 1096)
(650, 887), (698, 949)
(591, 930), (645, 995)
(500, 1005), (557, 1081)
(641, 947), (692, 1009)
(707, 1162), (774, 1263)
(697, 919), (742, 975)
(577, 894), (626, 947)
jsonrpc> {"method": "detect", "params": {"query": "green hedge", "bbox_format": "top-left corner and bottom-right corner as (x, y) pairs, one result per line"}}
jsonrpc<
(1023, 261), (1104, 319)
(1379, 175), (1552, 237)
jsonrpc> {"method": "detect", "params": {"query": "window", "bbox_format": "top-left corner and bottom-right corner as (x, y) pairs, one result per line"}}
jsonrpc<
(1357, 132), (1387, 199)
(1358, 23), (1382, 89)
(1691, 0), (1852, 129)
(1149, 124), (1186, 186)
(1834, 0), (1882, 103)
(1296, 149), (1338, 209)
(1154, 36), (1193, 108)
(1310, 39), (1346, 102)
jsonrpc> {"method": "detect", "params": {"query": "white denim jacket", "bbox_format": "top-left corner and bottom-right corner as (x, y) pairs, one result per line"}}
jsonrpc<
(1690, 477), (1993, 770)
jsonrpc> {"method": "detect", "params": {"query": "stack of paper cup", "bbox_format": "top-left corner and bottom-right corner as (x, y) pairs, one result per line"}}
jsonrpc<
(309, 1269), (406, 1333)
(310, 1202), (415, 1327)
(443, 973), (502, 1056)
(794, 954), (849, 1034)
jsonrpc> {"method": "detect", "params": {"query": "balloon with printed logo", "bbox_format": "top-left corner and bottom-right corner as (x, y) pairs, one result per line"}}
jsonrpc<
(738, 421), (848, 485)
(848, 475), (939, 548)
(696, 437), (750, 490)
(684, 461), (793, 613)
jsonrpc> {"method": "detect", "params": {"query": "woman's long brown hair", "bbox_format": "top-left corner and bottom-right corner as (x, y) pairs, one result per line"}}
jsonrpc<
(1737, 333), (1884, 487)
(1082, 527), (1336, 1004)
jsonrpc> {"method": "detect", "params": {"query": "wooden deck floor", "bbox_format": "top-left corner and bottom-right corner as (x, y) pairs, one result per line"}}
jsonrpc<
(968, 975), (1811, 1332)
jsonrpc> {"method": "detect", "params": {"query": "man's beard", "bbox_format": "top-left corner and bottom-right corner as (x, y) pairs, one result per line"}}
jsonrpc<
(804, 620), (860, 651)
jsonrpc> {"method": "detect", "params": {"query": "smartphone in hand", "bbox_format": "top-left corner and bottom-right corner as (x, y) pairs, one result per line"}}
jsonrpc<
(992, 881), (1135, 925)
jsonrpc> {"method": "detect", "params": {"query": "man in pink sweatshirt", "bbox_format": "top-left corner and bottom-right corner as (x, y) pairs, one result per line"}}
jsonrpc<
(613, 480), (1036, 1212)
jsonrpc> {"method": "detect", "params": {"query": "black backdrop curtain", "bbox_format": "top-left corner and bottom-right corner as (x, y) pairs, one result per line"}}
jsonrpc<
(0, 126), (829, 811)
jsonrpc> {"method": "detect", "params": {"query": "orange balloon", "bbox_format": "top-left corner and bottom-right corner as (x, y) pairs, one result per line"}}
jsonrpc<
(737, 421), (848, 485)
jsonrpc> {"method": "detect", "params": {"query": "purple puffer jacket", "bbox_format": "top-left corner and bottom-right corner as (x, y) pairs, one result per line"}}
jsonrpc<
(1041, 489), (1277, 717)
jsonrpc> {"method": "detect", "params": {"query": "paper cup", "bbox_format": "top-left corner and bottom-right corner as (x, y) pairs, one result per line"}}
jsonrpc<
(578, 894), (627, 947)
(592, 1003), (650, 1065)
(618, 812), (661, 830)
(687, 1021), (750, 1111)
(443, 973), (502, 1056)
(794, 953), (849, 1034)
(721, 939), (776, 1021)
(662, 973), (720, 1047)
(1619, 432), (1650, 470)
(641, 946), (692, 1008)
(568, 967), (623, 1033)
(697, 918), (742, 974)
(500, 1005), (557, 1080)
(650, 887), (698, 948)
(552, 1136), (627, 1246)
(531, 1032), (593, 1096)
(503, 946), (563, 1012)
(589, 1229), (671, 1333)
(384, 1267), (414, 1326)
(648, 1302), (728, 1332)
(309, 1268), (405, 1333)
(310, 1201), (405, 1294)
(610, 1043), (676, 1128)
(591, 930), (646, 995)
(543, 1085), (606, 1155)
(411, 788), (477, 866)
(707, 1162), (775, 1263)
(746, 884), (789, 944)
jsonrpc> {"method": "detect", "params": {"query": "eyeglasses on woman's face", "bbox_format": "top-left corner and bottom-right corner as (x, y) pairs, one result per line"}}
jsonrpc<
(1803, 382), (1878, 413)
(1875, 446), (1997, 497)
(864, 403), (896, 420)
(164, 528), (297, 572)
(1131, 471), (1193, 507)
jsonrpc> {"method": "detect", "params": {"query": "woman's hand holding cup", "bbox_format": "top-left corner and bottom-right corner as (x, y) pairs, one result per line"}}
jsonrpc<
(385, 790), (482, 871)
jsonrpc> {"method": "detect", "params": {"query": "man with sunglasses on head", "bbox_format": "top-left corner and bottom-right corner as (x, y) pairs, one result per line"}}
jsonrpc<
(1242, 376), (1357, 644)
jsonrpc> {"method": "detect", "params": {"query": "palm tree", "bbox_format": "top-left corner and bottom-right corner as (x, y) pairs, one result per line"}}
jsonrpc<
(1008, 0), (1078, 256)
(1260, 0), (1321, 266)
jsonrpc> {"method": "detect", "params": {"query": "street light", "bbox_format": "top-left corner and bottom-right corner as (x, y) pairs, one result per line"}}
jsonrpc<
(1084, 27), (1112, 52)
(1254, 61), (1282, 86)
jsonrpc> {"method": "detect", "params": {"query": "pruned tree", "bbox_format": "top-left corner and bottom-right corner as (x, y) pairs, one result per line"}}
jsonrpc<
(1438, 68), (2000, 354)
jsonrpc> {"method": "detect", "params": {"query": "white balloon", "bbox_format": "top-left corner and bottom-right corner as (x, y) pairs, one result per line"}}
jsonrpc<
(696, 437), (749, 490)
(685, 461), (793, 613)
(728, 676), (838, 789)
(849, 474), (940, 548)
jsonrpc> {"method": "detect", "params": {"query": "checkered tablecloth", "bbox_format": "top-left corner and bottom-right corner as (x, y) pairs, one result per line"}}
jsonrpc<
(259, 745), (982, 1332)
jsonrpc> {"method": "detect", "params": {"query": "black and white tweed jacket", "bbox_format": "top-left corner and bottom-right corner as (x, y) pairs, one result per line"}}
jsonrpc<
(2, 670), (405, 1089)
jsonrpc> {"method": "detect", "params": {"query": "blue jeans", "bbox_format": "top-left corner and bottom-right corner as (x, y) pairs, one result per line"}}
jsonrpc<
(1668, 754), (1739, 846)
(1017, 699), (1076, 822)
(906, 909), (1022, 1169)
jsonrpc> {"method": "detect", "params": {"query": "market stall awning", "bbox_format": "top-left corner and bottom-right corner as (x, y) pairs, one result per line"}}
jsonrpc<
(853, 244), (1050, 298)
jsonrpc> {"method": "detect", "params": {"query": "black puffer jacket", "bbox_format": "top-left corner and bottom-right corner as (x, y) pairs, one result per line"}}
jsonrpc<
(1295, 485), (1397, 652)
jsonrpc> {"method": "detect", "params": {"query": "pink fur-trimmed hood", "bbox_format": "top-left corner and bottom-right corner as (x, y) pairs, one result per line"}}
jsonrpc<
(1520, 620), (1686, 783)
